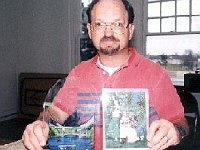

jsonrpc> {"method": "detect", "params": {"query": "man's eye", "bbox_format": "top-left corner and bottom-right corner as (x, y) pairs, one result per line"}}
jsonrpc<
(114, 22), (123, 27)
(95, 22), (103, 27)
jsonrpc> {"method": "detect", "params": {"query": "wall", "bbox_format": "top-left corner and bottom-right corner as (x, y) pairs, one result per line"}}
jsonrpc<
(0, 0), (80, 120)
(17, 0), (80, 74)
(0, 0), (19, 120)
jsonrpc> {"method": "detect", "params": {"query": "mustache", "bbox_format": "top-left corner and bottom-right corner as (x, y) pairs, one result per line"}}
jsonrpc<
(100, 36), (120, 42)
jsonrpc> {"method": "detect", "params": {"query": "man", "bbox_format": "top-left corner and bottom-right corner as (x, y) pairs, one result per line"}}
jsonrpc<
(22, 0), (189, 150)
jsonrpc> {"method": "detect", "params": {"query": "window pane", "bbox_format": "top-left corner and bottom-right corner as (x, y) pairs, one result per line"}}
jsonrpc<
(161, 17), (175, 32)
(148, 2), (160, 17)
(148, 3), (160, 17)
(177, 17), (189, 32)
(148, 19), (160, 33)
(177, 0), (189, 15)
(192, 16), (200, 31)
(192, 0), (200, 15)
(161, 1), (175, 17)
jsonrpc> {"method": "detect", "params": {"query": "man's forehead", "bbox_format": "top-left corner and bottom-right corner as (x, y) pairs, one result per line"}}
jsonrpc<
(91, 0), (128, 21)
(93, 0), (125, 10)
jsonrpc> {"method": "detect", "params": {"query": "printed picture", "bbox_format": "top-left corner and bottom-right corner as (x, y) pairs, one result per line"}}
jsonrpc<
(42, 102), (94, 150)
(101, 88), (149, 150)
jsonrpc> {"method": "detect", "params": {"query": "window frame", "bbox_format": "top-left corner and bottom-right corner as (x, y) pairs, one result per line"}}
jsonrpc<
(146, 0), (200, 36)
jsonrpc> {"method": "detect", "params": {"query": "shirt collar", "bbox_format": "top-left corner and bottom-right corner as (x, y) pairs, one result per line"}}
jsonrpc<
(91, 47), (140, 68)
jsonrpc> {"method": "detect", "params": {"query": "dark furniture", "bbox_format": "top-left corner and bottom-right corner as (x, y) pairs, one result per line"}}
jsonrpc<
(19, 73), (66, 119)
(173, 73), (200, 149)
(184, 73), (200, 93)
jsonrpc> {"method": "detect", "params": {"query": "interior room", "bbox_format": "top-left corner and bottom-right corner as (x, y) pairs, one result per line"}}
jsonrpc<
(0, 0), (199, 149)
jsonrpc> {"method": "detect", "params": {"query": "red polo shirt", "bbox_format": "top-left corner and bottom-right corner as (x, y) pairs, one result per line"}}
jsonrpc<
(53, 48), (184, 150)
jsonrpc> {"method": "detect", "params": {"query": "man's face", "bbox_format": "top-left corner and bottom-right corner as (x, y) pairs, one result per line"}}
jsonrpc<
(87, 0), (134, 56)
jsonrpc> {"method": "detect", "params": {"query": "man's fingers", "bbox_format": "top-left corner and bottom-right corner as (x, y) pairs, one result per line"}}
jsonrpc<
(22, 132), (35, 150)
(150, 125), (168, 145)
(147, 120), (161, 141)
(159, 137), (174, 150)
(22, 120), (49, 150)
(27, 123), (44, 150)
(160, 136), (168, 146)
(147, 119), (181, 150)
(148, 136), (169, 150)
(23, 126), (42, 150)
(33, 122), (49, 146)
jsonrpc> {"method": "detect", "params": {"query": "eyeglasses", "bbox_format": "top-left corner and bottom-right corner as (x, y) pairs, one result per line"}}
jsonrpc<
(91, 22), (129, 34)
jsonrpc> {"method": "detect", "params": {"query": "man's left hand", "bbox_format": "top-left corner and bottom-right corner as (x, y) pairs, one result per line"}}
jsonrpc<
(147, 119), (180, 150)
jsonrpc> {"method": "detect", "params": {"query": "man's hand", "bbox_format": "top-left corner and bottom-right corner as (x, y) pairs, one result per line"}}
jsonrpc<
(22, 120), (49, 150)
(147, 119), (180, 150)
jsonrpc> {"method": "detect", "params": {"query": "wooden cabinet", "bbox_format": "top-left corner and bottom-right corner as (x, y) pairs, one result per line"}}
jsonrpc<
(19, 73), (66, 119)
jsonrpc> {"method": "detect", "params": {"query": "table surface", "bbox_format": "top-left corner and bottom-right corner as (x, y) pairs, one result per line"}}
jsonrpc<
(0, 140), (49, 150)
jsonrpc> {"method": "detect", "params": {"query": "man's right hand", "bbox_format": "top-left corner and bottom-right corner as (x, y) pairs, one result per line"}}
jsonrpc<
(22, 120), (49, 150)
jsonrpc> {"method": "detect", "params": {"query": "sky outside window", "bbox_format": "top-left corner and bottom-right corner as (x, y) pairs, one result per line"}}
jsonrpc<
(147, 34), (200, 55)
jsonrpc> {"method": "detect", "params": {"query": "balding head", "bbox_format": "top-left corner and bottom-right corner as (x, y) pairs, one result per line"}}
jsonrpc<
(86, 0), (134, 24)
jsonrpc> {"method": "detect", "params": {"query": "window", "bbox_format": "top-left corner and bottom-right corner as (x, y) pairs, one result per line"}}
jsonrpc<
(146, 0), (200, 85)
(147, 0), (200, 34)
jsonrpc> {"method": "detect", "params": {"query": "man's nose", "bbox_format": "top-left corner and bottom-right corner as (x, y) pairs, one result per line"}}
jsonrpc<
(104, 25), (114, 36)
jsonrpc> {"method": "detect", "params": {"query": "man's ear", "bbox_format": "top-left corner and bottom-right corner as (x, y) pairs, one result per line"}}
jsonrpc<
(87, 23), (92, 39)
(128, 23), (135, 40)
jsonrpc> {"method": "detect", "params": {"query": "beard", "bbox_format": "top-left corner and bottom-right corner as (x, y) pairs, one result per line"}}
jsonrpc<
(99, 36), (120, 56)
